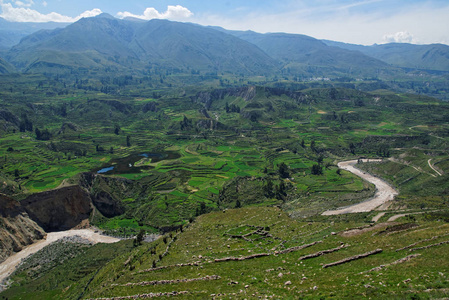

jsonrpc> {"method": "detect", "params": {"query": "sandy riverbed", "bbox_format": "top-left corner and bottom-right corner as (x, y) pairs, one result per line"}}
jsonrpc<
(0, 229), (120, 288)
(322, 159), (398, 215)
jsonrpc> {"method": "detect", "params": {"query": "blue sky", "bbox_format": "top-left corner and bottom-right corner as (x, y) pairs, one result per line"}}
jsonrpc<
(1, 0), (448, 45)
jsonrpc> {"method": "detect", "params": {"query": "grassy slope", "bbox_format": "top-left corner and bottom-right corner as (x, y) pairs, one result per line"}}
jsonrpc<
(3, 207), (449, 299)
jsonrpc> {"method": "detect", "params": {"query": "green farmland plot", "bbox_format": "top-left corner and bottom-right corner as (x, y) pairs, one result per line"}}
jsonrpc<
(0, 83), (448, 233)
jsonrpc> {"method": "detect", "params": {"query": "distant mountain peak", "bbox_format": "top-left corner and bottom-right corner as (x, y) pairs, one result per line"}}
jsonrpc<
(94, 13), (116, 20)
(6, 17), (278, 75)
(122, 16), (147, 23)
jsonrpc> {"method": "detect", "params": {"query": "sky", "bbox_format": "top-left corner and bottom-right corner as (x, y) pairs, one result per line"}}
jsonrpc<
(1, 0), (448, 45)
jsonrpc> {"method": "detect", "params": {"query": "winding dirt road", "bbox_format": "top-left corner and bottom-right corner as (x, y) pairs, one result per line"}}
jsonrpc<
(322, 159), (398, 215)
(0, 229), (120, 289)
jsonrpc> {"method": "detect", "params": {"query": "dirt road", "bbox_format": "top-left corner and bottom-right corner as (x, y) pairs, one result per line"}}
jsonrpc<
(322, 159), (398, 215)
(0, 229), (120, 289)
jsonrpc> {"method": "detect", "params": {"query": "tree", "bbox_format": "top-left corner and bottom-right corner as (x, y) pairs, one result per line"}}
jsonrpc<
(35, 127), (41, 140)
(134, 229), (145, 247)
(20, 114), (33, 132)
(235, 199), (241, 208)
(329, 88), (337, 100)
(310, 140), (317, 153)
(349, 143), (356, 155)
(180, 115), (192, 130)
(126, 135), (131, 147)
(275, 181), (287, 201)
(114, 125), (120, 135)
(263, 179), (274, 198)
(59, 104), (67, 117)
(196, 202), (207, 216)
(96, 144), (104, 152)
(278, 162), (290, 178)
(311, 164), (323, 175)
(35, 128), (52, 141)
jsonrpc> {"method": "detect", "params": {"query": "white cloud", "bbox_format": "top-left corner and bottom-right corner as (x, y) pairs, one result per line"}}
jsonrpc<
(117, 5), (193, 21)
(0, 2), (102, 22)
(192, 2), (449, 45)
(42, 1), (47, 7)
(78, 8), (102, 19)
(382, 31), (416, 44)
(15, 0), (33, 7)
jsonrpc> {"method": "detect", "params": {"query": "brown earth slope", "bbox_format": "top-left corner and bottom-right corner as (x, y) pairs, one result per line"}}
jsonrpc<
(0, 194), (46, 264)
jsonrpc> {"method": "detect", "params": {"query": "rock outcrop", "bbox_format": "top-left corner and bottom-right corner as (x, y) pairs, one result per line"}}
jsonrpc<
(0, 194), (46, 263)
(0, 173), (135, 263)
(78, 173), (126, 218)
(21, 186), (93, 232)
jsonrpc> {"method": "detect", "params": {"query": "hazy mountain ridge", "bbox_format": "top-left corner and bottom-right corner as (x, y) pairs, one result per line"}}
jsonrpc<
(1, 14), (449, 78)
(234, 31), (395, 77)
(0, 17), (69, 51)
(323, 40), (449, 72)
(6, 15), (279, 75)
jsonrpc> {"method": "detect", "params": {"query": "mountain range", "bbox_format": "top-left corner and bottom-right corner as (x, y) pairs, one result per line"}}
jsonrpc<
(1, 13), (449, 77)
(323, 40), (449, 72)
(0, 17), (68, 52)
(225, 30), (395, 77)
(5, 14), (278, 75)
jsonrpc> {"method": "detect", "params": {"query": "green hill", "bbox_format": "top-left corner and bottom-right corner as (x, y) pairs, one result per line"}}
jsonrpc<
(6, 15), (278, 75)
(224, 30), (397, 78)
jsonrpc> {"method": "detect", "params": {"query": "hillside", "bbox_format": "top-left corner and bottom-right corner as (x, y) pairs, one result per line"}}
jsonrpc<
(0, 16), (449, 296)
(323, 40), (449, 72)
(6, 14), (278, 75)
(2, 206), (449, 299)
(0, 57), (14, 74)
(3, 15), (449, 84)
(0, 71), (448, 297)
(0, 17), (68, 51)
(226, 30), (396, 78)
(0, 79), (448, 232)
(0, 194), (46, 264)
(1, 16), (449, 81)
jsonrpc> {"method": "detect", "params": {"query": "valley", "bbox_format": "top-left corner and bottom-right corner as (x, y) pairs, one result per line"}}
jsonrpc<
(0, 13), (448, 299)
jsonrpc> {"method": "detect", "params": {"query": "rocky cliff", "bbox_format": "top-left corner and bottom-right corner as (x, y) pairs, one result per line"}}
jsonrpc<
(0, 174), (131, 263)
(0, 194), (46, 263)
(20, 186), (93, 232)
(78, 173), (127, 218)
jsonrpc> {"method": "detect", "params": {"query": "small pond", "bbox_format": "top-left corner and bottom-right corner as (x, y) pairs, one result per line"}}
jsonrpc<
(94, 151), (180, 175)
